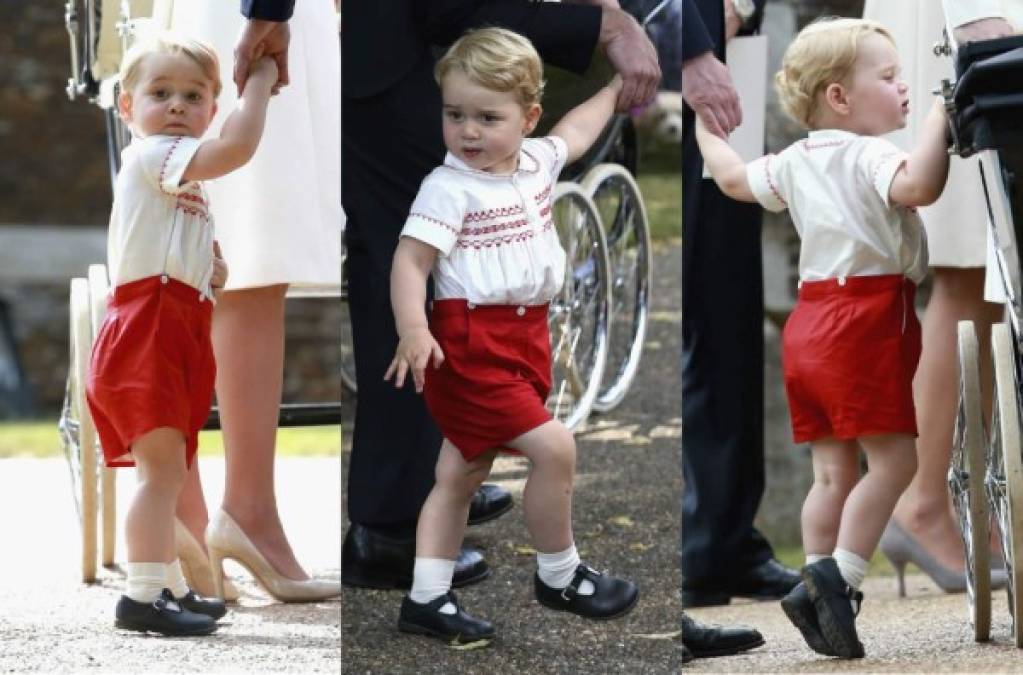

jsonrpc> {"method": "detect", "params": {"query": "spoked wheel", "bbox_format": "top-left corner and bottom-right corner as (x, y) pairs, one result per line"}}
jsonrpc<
(580, 164), (651, 413)
(548, 183), (611, 431)
(87, 264), (116, 568)
(339, 255), (356, 395)
(989, 322), (1023, 647)
(949, 320), (992, 641)
(58, 277), (98, 582)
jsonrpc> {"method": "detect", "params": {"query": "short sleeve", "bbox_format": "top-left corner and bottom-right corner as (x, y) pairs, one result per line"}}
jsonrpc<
(136, 135), (203, 196)
(857, 137), (907, 208)
(528, 136), (569, 181)
(746, 154), (788, 213)
(401, 171), (466, 256)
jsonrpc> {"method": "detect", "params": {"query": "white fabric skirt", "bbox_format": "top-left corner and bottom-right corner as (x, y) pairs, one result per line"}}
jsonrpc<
(864, 0), (989, 268)
(169, 0), (342, 290)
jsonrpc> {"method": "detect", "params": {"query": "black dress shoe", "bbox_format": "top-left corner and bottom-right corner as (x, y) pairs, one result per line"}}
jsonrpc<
(780, 582), (834, 656)
(678, 613), (764, 658)
(467, 484), (513, 526)
(398, 591), (495, 649)
(177, 591), (227, 620)
(802, 559), (864, 659)
(681, 558), (801, 607)
(342, 523), (490, 590)
(534, 564), (639, 620)
(115, 589), (217, 636)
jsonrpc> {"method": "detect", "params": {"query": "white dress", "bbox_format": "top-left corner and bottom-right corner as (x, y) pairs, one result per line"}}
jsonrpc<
(169, 0), (341, 291)
(863, 0), (989, 268)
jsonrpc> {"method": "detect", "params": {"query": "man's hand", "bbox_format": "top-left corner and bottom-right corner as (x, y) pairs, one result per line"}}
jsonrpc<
(953, 16), (1015, 45)
(682, 50), (741, 138)
(599, 8), (661, 112)
(724, 0), (742, 41)
(235, 20), (290, 95)
(384, 327), (445, 393)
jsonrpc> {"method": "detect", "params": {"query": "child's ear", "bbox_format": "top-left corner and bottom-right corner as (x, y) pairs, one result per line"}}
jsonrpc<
(523, 103), (542, 135)
(824, 83), (850, 116)
(117, 90), (133, 123)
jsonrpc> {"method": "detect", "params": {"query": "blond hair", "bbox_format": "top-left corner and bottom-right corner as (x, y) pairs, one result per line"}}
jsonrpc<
(119, 32), (222, 98)
(775, 17), (895, 128)
(434, 27), (544, 107)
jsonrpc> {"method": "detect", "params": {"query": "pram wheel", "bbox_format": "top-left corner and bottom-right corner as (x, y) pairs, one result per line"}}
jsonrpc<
(989, 322), (1023, 647)
(548, 183), (611, 431)
(58, 277), (99, 582)
(87, 264), (116, 568)
(580, 164), (651, 413)
(950, 320), (992, 641)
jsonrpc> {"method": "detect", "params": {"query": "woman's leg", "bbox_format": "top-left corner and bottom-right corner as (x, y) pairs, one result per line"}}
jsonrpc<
(801, 438), (860, 557)
(176, 462), (210, 552)
(212, 284), (309, 580)
(839, 434), (918, 559)
(895, 267), (1002, 570)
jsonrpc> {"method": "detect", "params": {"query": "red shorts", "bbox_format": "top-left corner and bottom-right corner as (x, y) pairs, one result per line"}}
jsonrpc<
(782, 274), (921, 444)
(423, 299), (552, 461)
(86, 275), (215, 468)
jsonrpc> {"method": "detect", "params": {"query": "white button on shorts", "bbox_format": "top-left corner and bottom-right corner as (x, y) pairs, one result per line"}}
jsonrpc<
(516, 306), (526, 316)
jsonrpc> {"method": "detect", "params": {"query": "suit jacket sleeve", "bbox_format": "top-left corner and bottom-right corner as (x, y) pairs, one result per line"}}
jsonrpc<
(240, 0), (295, 22)
(681, 0), (715, 61)
(415, 1), (601, 74)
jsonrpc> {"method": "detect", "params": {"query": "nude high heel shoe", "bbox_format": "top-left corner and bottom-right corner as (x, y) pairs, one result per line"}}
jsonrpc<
(175, 519), (240, 602)
(879, 519), (1007, 596)
(206, 509), (341, 603)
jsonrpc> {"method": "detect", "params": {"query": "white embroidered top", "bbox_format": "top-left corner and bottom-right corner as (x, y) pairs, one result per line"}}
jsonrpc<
(401, 136), (569, 305)
(107, 135), (216, 298)
(746, 129), (929, 284)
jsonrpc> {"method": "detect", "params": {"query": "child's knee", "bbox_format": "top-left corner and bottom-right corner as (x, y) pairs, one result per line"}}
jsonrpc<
(813, 466), (858, 496)
(540, 425), (576, 471)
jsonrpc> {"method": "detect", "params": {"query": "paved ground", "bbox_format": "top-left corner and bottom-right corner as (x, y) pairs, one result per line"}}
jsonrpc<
(0, 457), (342, 672)
(341, 242), (1023, 673)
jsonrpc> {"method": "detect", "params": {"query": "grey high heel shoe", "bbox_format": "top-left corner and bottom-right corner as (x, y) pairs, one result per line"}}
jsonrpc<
(879, 519), (1007, 596)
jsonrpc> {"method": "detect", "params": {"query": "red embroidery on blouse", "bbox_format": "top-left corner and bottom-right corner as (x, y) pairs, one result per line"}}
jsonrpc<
(539, 204), (551, 218)
(802, 139), (847, 151)
(764, 155), (787, 207)
(456, 228), (538, 249)
(534, 184), (552, 203)
(158, 137), (184, 195)
(871, 152), (903, 188)
(463, 205), (524, 223)
(462, 218), (529, 237)
(410, 212), (459, 234)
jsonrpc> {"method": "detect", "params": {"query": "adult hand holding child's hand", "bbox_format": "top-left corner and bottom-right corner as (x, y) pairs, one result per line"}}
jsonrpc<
(249, 56), (279, 88)
(385, 328), (445, 393)
(234, 19), (290, 95)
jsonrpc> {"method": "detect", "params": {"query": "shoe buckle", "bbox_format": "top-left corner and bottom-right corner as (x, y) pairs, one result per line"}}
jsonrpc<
(560, 584), (576, 602)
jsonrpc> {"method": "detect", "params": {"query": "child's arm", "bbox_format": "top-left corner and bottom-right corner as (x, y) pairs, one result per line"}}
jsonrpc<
(550, 76), (624, 164)
(384, 237), (444, 393)
(182, 57), (278, 182)
(210, 241), (228, 298)
(694, 118), (757, 203)
(888, 98), (950, 208)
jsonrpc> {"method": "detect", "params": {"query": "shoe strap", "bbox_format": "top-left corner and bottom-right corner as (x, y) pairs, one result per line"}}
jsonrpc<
(562, 563), (603, 601)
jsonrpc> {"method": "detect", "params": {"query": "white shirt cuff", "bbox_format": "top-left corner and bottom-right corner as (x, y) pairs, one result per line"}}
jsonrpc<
(402, 213), (459, 256)
(746, 155), (787, 212)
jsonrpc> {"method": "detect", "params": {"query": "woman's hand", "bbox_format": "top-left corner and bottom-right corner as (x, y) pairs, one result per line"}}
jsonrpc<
(384, 327), (445, 393)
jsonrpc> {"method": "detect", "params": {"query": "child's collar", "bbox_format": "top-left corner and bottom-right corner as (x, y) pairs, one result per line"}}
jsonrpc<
(443, 144), (540, 177)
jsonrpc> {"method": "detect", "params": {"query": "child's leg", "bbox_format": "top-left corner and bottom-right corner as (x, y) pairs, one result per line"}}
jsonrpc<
(836, 434), (918, 562)
(125, 428), (188, 572)
(802, 438), (860, 558)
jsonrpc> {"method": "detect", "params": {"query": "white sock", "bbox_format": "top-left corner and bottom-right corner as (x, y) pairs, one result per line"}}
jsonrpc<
(537, 545), (594, 596)
(805, 553), (829, 566)
(409, 557), (456, 615)
(126, 562), (168, 603)
(833, 548), (869, 590)
(166, 559), (190, 599)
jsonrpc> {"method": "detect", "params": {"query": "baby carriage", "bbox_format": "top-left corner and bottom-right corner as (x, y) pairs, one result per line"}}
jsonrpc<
(946, 33), (1023, 646)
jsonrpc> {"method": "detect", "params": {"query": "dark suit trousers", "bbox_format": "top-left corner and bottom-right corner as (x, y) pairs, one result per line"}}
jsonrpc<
(680, 120), (774, 585)
(342, 58), (445, 528)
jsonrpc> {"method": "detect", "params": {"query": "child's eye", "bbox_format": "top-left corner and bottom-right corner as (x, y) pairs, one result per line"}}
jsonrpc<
(187, 92), (203, 103)
(481, 114), (502, 123)
(152, 89), (169, 100)
(446, 110), (464, 122)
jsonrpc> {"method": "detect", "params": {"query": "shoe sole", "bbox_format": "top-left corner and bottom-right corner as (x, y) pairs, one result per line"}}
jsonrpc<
(802, 572), (865, 659)
(115, 619), (218, 637)
(687, 635), (765, 658)
(780, 595), (834, 656)
(536, 588), (640, 621)
(467, 500), (514, 527)
(342, 566), (492, 591)
(398, 619), (494, 650)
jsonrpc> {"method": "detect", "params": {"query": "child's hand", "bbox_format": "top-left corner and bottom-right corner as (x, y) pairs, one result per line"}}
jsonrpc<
(384, 327), (445, 393)
(211, 241), (229, 294)
(248, 56), (279, 89)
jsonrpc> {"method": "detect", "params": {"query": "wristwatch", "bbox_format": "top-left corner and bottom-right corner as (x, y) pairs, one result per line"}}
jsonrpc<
(731, 0), (756, 22)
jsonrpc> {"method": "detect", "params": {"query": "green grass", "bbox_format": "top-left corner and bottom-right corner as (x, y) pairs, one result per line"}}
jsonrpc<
(0, 420), (341, 460)
(774, 545), (897, 578)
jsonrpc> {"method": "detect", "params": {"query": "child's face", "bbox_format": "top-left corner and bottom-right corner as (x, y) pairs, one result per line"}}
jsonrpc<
(842, 33), (909, 135)
(440, 71), (541, 174)
(119, 52), (218, 139)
